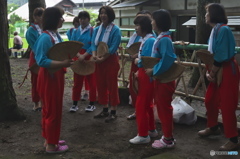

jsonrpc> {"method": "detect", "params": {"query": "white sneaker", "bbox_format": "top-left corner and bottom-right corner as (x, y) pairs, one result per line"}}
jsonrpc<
(85, 105), (96, 112)
(129, 135), (150, 144)
(149, 129), (158, 138)
(69, 105), (78, 112)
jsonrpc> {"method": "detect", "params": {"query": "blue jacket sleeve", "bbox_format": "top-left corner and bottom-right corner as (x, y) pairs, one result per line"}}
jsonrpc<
(34, 34), (53, 68)
(138, 38), (155, 68)
(25, 27), (38, 49)
(153, 38), (176, 76)
(213, 26), (236, 63)
(108, 26), (121, 54)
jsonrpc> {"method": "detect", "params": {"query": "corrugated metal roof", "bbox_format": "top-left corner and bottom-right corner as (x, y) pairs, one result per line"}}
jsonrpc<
(183, 16), (240, 26)
(112, 0), (147, 9)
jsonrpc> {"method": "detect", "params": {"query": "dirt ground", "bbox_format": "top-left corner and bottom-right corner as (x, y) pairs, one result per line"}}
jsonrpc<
(0, 58), (240, 159)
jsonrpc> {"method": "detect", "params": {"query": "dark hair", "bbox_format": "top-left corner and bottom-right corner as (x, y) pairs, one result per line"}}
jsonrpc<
(33, 7), (44, 17)
(136, 10), (151, 16)
(13, 31), (18, 35)
(205, 3), (228, 24)
(73, 16), (79, 25)
(98, 6), (115, 23)
(78, 11), (90, 20)
(134, 15), (152, 34)
(42, 7), (64, 31)
(152, 9), (171, 32)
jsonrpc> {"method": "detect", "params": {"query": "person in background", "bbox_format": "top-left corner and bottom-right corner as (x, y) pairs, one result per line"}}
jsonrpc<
(145, 9), (177, 149)
(34, 7), (73, 153)
(129, 15), (157, 144)
(66, 16), (79, 40)
(92, 6), (121, 123)
(67, 16), (90, 102)
(127, 10), (152, 120)
(69, 11), (97, 112)
(198, 3), (239, 151)
(25, 7), (44, 112)
(13, 31), (23, 58)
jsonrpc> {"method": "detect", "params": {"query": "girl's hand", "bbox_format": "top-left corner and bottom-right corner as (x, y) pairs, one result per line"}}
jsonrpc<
(62, 59), (74, 67)
(95, 56), (105, 63)
(134, 58), (139, 65)
(78, 54), (85, 62)
(145, 68), (153, 77)
(206, 72), (215, 82)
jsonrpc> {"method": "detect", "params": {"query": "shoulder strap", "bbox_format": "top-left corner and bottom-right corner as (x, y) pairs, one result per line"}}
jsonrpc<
(162, 35), (171, 39)
(30, 24), (37, 30)
(43, 31), (55, 44)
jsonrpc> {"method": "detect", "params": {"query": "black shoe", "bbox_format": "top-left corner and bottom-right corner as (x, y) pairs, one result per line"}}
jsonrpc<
(94, 111), (109, 118)
(105, 114), (117, 123)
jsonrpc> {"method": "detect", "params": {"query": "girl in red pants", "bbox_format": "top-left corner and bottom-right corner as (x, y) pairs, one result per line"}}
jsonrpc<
(198, 3), (239, 151)
(129, 15), (157, 144)
(145, 9), (177, 149)
(34, 7), (73, 153)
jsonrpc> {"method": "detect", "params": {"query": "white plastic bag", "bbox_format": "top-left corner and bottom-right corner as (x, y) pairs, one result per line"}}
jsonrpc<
(171, 96), (197, 125)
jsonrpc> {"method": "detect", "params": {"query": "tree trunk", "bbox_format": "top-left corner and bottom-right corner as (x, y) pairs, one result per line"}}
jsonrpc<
(28, 0), (46, 23)
(188, 0), (220, 87)
(0, 0), (25, 121)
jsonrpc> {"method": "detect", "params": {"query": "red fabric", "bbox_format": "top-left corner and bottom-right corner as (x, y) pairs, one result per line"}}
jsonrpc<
(205, 59), (239, 138)
(128, 61), (138, 107)
(29, 51), (40, 102)
(29, 51), (36, 68)
(135, 68), (155, 136)
(72, 49), (97, 102)
(38, 67), (65, 144)
(72, 72), (96, 102)
(96, 54), (120, 106)
(84, 77), (90, 91)
(31, 73), (40, 102)
(154, 80), (175, 138)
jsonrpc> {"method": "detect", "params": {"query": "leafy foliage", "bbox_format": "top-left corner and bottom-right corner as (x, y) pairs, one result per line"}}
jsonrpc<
(7, 3), (19, 13)
(9, 13), (26, 36)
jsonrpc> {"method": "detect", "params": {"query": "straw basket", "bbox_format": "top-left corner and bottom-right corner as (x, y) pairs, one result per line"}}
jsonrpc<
(125, 42), (141, 55)
(196, 49), (222, 86)
(97, 42), (108, 57)
(141, 56), (185, 83)
(70, 57), (95, 76)
(47, 41), (84, 74)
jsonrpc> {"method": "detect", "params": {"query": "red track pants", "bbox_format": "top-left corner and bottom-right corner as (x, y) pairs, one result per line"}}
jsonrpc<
(38, 67), (65, 144)
(72, 72), (96, 102)
(29, 51), (40, 103)
(128, 61), (138, 107)
(96, 54), (120, 106)
(154, 80), (175, 138)
(72, 49), (96, 102)
(135, 68), (155, 136)
(205, 59), (239, 138)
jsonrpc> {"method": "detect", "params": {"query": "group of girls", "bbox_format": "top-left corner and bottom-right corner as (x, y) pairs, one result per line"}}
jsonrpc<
(26, 2), (239, 154)
(127, 3), (239, 151)
(127, 9), (177, 149)
(27, 5), (121, 153)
